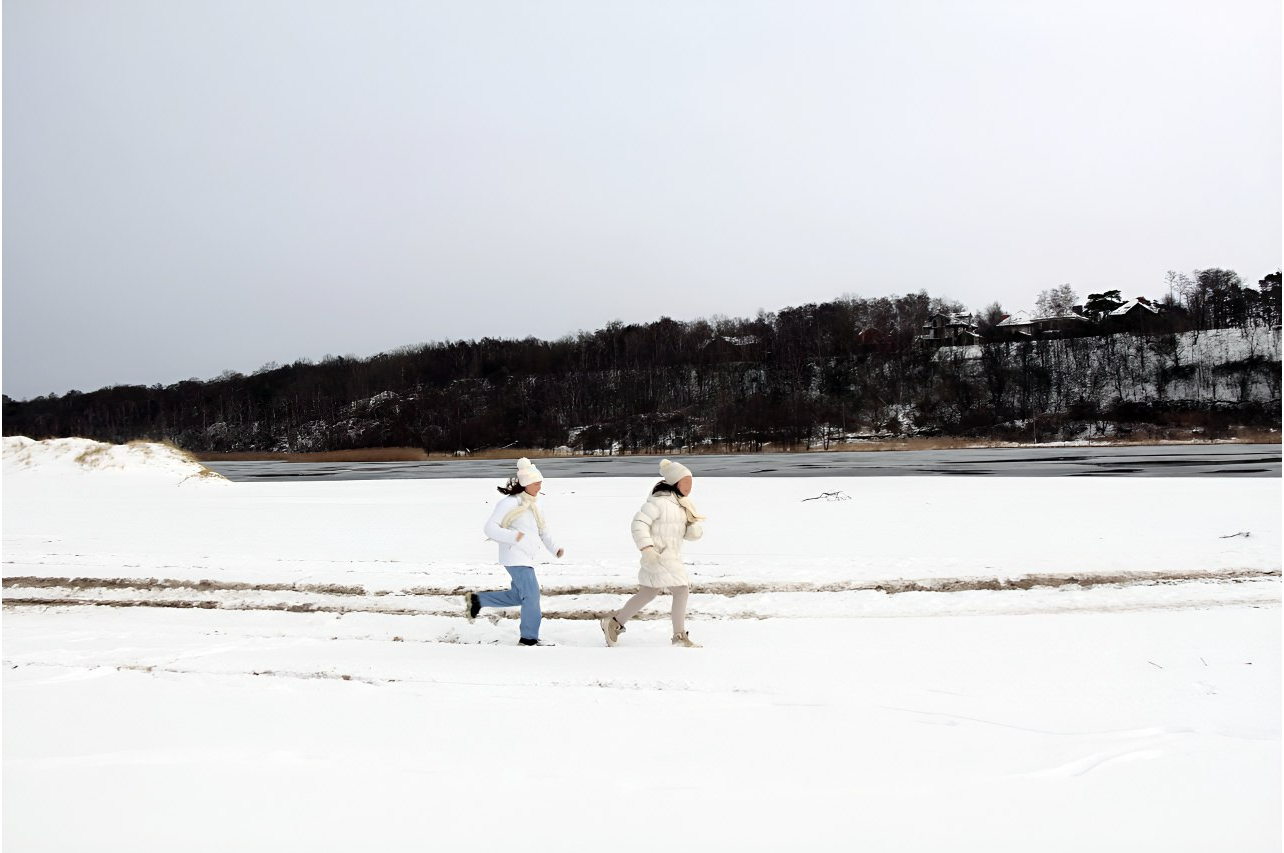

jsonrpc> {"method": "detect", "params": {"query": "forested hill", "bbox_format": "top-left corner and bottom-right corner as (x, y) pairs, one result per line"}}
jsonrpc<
(5, 287), (1281, 454)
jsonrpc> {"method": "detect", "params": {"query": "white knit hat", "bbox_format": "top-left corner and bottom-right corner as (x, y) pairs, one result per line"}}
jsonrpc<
(659, 458), (692, 485)
(516, 457), (544, 487)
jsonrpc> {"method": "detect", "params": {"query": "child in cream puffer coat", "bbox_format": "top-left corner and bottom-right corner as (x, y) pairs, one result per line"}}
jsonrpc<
(600, 459), (706, 648)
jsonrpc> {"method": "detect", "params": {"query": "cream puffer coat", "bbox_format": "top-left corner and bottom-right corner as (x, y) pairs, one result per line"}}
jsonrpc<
(630, 491), (704, 589)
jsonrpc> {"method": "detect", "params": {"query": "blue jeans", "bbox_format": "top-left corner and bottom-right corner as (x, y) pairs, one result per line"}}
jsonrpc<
(477, 566), (541, 640)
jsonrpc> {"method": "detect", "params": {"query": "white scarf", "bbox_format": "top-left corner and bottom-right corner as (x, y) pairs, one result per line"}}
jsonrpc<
(675, 494), (706, 523)
(501, 492), (546, 534)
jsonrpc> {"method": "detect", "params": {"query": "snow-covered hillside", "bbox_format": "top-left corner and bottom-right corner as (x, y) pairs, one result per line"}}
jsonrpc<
(938, 326), (1282, 405)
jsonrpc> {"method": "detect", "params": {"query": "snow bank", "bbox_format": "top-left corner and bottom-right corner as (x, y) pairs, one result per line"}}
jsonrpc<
(2, 436), (227, 486)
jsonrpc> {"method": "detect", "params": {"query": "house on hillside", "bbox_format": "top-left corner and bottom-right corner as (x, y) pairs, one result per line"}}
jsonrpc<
(1102, 297), (1165, 334)
(915, 313), (981, 348)
(855, 327), (893, 353)
(993, 310), (1036, 340)
(993, 309), (1093, 340)
(1034, 313), (1093, 338)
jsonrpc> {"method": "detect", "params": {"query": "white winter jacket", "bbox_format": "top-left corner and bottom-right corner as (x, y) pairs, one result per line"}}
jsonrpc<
(484, 495), (561, 566)
(630, 491), (704, 589)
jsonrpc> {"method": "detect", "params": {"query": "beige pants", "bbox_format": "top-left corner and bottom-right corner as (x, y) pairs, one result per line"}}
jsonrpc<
(613, 585), (689, 635)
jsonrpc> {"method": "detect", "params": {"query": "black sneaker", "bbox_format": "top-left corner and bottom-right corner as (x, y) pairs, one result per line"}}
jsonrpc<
(518, 638), (555, 647)
(463, 593), (480, 623)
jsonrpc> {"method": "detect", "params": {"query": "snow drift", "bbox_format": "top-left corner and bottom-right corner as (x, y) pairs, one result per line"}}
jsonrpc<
(2, 436), (227, 486)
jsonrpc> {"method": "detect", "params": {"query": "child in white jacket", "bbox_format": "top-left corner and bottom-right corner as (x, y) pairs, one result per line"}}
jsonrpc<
(601, 459), (705, 648)
(464, 458), (564, 646)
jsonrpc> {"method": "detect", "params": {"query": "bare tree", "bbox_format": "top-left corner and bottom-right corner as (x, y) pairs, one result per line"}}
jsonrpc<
(1035, 284), (1078, 317)
(1165, 270), (1194, 307)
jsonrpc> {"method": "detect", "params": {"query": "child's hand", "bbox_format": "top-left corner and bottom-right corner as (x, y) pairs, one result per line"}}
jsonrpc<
(515, 531), (525, 542)
(556, 548), (565, 558)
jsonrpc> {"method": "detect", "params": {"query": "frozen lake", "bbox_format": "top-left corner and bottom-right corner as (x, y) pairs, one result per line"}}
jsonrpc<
(203, 443), (1282, 481)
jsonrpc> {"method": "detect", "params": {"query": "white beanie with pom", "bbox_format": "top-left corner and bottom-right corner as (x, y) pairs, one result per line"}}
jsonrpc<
(659, 458), (693, 485)
(516, 457), (544, 487)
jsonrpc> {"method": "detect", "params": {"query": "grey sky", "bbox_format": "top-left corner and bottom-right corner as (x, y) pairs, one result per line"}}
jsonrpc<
(3, 0), (1280, 400)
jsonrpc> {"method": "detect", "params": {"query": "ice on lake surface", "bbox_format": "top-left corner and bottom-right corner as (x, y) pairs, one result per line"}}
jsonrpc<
(202, 443), (1283, 481)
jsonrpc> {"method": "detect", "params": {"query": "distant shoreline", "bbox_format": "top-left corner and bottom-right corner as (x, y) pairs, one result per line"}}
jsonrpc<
(193, 433), (1280, 463)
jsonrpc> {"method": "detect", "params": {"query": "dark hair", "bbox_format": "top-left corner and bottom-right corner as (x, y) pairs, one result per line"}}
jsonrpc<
(651, 480), (684, 496)
(497, 476), (525, 496)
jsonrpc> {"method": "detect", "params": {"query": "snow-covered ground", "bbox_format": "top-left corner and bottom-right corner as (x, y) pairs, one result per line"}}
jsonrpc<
(3, 438), (1280, 851)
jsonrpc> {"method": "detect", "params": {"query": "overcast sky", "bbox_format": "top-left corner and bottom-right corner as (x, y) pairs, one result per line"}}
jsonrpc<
(3, 0), (1280, 399)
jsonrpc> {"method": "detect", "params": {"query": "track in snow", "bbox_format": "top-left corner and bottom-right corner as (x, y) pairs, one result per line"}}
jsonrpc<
(3, 569), (1279, 620)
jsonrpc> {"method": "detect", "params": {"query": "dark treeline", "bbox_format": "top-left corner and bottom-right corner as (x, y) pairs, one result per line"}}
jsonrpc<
(5, 269), (1281, 453)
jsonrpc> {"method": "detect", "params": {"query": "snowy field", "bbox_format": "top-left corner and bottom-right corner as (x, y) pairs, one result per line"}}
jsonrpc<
(3, 438), (1281, 851)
